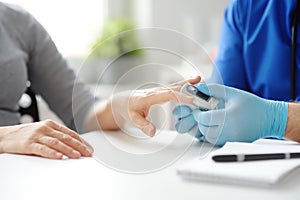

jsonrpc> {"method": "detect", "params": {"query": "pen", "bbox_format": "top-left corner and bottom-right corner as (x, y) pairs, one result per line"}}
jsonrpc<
(212, 152), (300, 162)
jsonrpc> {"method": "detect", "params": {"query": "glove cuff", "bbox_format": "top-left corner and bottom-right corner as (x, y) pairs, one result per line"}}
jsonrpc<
(267, 101), (288, 139)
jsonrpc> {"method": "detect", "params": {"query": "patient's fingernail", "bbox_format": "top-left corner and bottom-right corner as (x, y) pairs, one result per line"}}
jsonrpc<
(56, 152), (63, 158)
(87, 147), (94, 154)
(189, 75), (199, 79)
(72, 150), (81, 157)
(84, 145), (93, 155)
(142, 124), (155, 137)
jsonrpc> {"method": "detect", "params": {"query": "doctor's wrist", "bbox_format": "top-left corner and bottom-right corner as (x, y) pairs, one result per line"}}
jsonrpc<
(284, 102), (300, 142)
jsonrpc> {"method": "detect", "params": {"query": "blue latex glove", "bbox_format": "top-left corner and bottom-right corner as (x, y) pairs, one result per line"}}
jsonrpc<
(172, 105), (203, 140)
(193, 84), (288, 146)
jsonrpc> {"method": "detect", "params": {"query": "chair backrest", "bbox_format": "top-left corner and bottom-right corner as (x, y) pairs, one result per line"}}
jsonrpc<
(19, 86), (40, 122)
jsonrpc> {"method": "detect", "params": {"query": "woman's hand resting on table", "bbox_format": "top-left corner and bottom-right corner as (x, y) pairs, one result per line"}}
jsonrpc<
(0, 120), (94, 159)
(87, 76), (201, 136)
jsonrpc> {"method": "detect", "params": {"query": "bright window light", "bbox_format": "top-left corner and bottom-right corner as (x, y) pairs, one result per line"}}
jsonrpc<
(2, 0), (105, 58)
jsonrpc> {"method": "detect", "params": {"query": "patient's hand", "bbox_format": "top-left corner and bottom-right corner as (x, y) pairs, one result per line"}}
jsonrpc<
(0, 120), (94, 159)
(110, 76), (201, 136)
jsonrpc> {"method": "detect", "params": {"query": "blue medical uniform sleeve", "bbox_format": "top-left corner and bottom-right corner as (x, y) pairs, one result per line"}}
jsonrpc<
(209, 0), (249, 91)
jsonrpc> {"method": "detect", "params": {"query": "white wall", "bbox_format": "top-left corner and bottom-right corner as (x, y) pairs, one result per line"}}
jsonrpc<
(121, 0), (230, 82)
(150, 0), (229, 42)
(108, 0), (229, 53)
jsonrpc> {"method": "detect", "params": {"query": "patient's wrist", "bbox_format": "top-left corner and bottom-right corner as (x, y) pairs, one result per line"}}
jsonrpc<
(0, 127), (7, 153)
(86, 99), (120, 132)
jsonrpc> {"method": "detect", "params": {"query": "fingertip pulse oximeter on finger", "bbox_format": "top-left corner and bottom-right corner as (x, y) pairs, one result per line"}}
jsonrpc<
(180, 83), (219, 110)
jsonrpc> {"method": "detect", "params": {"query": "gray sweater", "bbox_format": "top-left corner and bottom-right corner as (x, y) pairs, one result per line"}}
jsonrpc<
(0, 3), (96, 133)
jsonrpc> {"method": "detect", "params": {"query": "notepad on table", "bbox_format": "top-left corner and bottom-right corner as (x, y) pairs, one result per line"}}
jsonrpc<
(177, 139), (300, 186)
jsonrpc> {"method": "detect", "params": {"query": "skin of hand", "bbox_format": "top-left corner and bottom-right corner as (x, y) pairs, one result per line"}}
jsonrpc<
(0, 120), (94, 159)
(192, 84), (288, 146)
(285, 102), (300, 142)
(87, 76), (201, 136)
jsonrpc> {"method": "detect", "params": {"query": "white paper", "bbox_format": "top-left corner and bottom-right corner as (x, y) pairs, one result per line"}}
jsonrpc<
(177, 139), (300, 186)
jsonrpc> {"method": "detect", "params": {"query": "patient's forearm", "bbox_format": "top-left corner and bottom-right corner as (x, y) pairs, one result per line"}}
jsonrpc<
(284, 103), (300, 142)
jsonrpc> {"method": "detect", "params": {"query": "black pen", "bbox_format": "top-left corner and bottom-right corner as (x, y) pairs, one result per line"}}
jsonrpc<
(212, 152), (300, 162)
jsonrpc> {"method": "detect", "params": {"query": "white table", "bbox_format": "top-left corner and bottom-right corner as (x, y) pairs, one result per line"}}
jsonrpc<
(1, 129), (300, 200)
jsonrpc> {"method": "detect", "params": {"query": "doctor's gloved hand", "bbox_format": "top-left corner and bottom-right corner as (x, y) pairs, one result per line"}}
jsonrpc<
(172, 105), (203, 140)
(192, 84), (288, 146)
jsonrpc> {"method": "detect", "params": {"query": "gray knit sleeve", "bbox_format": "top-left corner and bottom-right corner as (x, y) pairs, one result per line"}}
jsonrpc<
(24, 12), (96, 133)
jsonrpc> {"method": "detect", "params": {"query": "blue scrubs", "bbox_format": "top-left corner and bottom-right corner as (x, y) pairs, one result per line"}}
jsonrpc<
(210, 0), (300, 101)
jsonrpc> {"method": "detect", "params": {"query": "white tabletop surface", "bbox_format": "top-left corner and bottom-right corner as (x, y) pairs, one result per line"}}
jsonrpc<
(1, 129), (300, 200)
